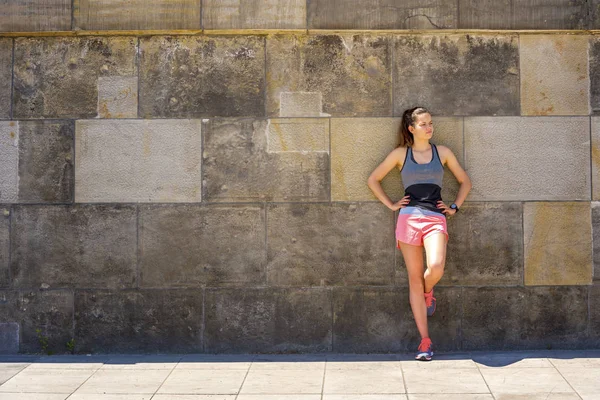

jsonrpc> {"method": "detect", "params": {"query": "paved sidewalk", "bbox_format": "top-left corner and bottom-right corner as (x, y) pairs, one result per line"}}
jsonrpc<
(0, 350), (598, 399)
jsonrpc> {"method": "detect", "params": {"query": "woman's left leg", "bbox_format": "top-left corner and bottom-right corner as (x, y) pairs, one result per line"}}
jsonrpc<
(423, 232), (447, 293)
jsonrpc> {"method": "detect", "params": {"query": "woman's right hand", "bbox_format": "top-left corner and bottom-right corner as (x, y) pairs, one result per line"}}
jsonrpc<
(389, 195), (411, 211)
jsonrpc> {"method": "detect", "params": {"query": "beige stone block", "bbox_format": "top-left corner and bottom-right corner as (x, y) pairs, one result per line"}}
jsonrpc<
(74, 0), (201, 30)
(204, 0), (306, 29)
(593, 117), (600, 200)
(331, 117), (463, 202)
(0, 0), (71, 32)
(464, 117), (590, 201)
(524, 202), (592, 285)
(0, 122), (18, 203)
(521, 35), (590, 116)
(98, 76), (138, 119)
(267, 118), (329, 153)
(280, 92), (323, 117)
(75, 120), (202, 203)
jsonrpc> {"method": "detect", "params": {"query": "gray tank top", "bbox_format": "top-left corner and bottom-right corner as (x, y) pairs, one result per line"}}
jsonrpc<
(401, 144), (444, 188)
(400, 144), (444, 213)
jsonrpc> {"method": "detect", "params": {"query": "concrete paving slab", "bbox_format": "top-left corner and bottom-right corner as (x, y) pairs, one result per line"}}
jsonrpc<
(0, 368), (94, 393)
(0, 395), (68, 400)
(153, 396), (235, 400)
(493, 394), (581, 400)
(409, 396), (493, 400)
(403, 368), (489, 394)
(479, 368), (574, 395)
(325, 396), (408, 400)
(0, 366), (27, 385)
(240, 368), (324, 394)
(74, 369), (171, 394)
(69, 395), (151, 400)
(157, 369), (247, 395)
(551, 368), (600, 399)
(102, 355), (182, 370)
(323, 368), (405, 394)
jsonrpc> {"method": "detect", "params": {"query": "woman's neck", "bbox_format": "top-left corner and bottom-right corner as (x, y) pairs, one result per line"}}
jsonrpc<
(412, 139), (431, 152)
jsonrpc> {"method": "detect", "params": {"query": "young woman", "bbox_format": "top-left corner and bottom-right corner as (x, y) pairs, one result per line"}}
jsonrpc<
(367, 107), (472, 361)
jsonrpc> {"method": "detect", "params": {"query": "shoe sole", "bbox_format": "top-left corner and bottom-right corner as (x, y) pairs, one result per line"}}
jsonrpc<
(415, 352), (433, 361)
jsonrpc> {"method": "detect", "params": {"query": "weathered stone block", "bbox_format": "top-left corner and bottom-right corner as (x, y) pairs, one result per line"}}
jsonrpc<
(397, 203), (523, 286)
(139, 204), (266, 287)
(0, 39), (11, 118)
(0, 0), (71, 32)
(459, 0), (588, 29)
(0, 291), (73, 353)
(464, 117), (590, 201)
(267, 203), (394, 286)
(204, 288), (332, 353)
(0, 122), (18, 203)
(203, 119), (329, 202)
(18, 121), (74, 203)
(593, 118), (600, 200)
(462, 287), (588, 350)
(13, 37), (137, 119)
(307, 0), (458, 29)
(331, 117), (463, 202)
(267, 118), (329, 152)
(0, 208), (8, 287)
(591, 285), (600, 345)
(589, 38), (600, 115)
(75, 290), (203, 353)
(74, 0), (201, 30)
(98, 76), (138, 119)
(75, 120), (202, 203)
(203, 0), (306, 29)
(394, 35), (519, 116)
(524, 202), (592, 286)
(333, 287), (461, 352)
(11, 205), (137, 289)
(139, 36), (265, 118)
(591, 203), (600, 281)
(521, 35), (589, 116)
(280, 92), (323, 117)
(0, 323), (18, 354)
(267, 35), (392, 117)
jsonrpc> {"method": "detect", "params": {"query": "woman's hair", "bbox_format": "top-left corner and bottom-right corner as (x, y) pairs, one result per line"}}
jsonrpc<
(398, 107), (429, 147)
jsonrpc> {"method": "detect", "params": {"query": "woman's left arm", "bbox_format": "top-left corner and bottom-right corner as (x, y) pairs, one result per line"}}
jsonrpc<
(439, 146), (472, 209)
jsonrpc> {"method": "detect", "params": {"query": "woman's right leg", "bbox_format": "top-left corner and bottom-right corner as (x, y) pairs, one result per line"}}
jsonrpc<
(399, 240), (428, 339)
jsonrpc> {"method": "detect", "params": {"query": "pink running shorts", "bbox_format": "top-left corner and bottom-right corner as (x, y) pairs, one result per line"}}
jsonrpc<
(395, 207), (448, 247)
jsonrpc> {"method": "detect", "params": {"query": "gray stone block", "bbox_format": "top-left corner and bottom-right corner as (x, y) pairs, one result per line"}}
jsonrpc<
(139, 204), (266, 287)
(11, 205), (137, 289)
(462, 287), (589, 350)
(593, 118), (600, 200)
(74, 0), (202, 30)
(97, 76), (138, 118)
(394, 35), (519, 116)
(139, 36), (265, 118)
(13, 37), (137, 119)
(0, 122), (18, 203)
(396, 203), (523, 286)
(203, 0), (306, 29)
(204, 288), (332, 353)
(593, 203), (600, 281)
(267, 34), (392, 117)
(0, 207), (8, 287)
(267, 203), (394, 286)
(0, 0), (71, 32)
(464, 117), (591, 201)
(203, 119), (329, 202)
(588, 37), (600, 115)
(75, 119), (202, 203)
(459, 0), (588, 29)
(307, 0), (458, 29)
(74, 290), (203, 353)
(0, 323), (18, 354)
(17, 121), (74, 203)
(0, 291), (73, 353)
(332, 287), (461, 352)
(0, 39), (11, 118)
(591, 285), (600, 346)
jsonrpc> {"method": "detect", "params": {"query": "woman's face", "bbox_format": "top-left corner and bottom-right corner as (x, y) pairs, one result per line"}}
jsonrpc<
(409, 113), (433, 140)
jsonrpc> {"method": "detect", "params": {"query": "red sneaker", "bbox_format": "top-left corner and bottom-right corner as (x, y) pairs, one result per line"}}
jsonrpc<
(415, 337), (434, 361)
(424, 290), (436, 317)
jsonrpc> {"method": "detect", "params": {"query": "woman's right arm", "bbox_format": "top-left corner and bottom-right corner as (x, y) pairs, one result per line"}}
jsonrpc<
(367, 147), (408, 211)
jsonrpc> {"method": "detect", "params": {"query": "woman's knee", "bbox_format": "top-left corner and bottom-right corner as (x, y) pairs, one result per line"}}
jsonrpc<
(427, 260), (445, 276)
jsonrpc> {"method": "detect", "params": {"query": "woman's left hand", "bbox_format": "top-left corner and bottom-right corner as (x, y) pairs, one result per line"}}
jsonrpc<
(437, 201), (456, 216)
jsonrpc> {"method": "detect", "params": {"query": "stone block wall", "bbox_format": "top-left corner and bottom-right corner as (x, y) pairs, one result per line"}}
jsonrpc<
(0, 2), (599, 354)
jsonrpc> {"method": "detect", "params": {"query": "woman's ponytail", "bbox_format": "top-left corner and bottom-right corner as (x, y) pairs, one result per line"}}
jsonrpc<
(398, 107), (428, 147)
